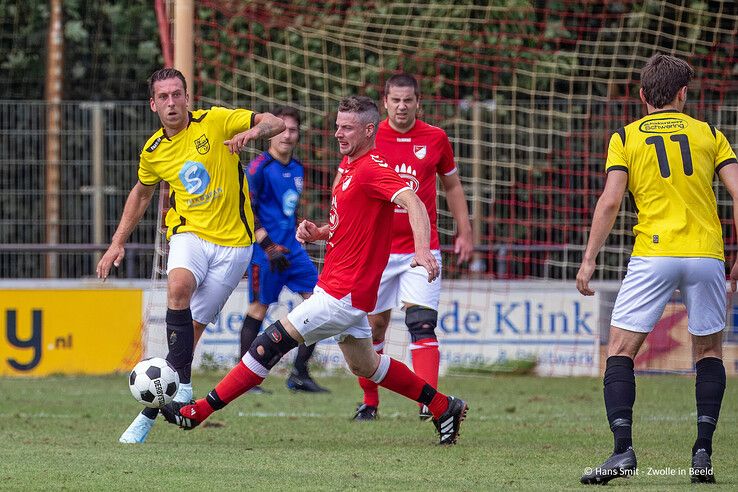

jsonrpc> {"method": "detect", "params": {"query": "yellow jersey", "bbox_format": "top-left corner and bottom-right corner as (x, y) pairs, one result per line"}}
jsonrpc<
(138, 106), (256, 247)
(605, 110), (737, 260)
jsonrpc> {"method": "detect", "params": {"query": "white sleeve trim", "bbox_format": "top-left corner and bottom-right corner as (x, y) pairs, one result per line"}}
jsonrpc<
(443, 167), (458, 176)
(390, 186), (412, 203)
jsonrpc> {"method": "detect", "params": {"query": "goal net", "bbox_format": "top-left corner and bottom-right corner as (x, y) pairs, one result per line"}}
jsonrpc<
(144, 0), (738, 376)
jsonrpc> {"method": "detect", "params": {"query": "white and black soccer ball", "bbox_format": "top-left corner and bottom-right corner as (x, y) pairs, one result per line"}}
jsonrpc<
(128, 357), (180, 408)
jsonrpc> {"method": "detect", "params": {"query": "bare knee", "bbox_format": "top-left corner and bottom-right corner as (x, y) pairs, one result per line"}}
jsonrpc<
(693, 331), (723, 361)
(347, 360), (376, 378)
(341, 341), (381, 378)
(248, 302), (267, 320)
(607, 326), (647, 359)
(167, 269), (196, 309)
(368, 312), (391, 343)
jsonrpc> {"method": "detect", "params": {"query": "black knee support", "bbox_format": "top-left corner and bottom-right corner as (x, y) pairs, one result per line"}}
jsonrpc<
(405, 306), (438, 343)
(165, 308), (194, 384)
(247, 320), (298, 370)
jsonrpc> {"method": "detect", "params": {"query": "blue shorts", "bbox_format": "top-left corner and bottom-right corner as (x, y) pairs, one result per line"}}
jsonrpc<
(249, 248), (318, 305)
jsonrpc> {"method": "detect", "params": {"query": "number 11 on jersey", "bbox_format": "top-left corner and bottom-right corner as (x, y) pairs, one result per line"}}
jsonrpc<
(645, 134), (693, 178)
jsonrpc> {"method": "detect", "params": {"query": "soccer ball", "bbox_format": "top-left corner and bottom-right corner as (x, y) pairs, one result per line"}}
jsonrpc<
(128, 357), (179, 408)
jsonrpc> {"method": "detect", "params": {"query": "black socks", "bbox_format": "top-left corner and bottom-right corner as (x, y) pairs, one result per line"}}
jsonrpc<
(693, 357), (726, 456)
(240, 315), (262, 358)
(293, 343), (316, 377)
(604, 355), (636, 454)
(165, 308), (194, 384)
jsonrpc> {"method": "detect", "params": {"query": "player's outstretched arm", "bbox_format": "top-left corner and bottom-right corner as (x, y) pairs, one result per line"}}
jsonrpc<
(576, 170), (627, 296)
(96, 181), (156, 280)
(296, 219), (329, 244)
(440, 172), (474, 264)
(393, 189), (439, 282)
(718, 163), (738, 292)
(224, 112), (286, 154)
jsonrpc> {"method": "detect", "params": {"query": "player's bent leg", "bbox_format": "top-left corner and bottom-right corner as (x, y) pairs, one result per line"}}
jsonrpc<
(405, 304), (439, 420)
(165, 307), (195, 385)
(354, 310), (391, 417)
(690, 331), (724, 483)
(339, 337), (468, 445)
(165, 268), (197, 385)
(287, 292), (330, 393)
(161, 320), (298, 429)
(119, 271), (196, 444)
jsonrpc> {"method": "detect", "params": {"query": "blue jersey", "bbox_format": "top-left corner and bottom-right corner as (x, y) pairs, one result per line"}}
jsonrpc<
(247, 151), (305, 263)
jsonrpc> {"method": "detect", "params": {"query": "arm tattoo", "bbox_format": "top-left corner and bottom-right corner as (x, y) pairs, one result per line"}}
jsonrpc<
(253, 119), (281, 139)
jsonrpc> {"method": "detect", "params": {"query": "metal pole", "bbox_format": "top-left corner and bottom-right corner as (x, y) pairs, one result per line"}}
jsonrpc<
(471, 101), (484, 275)
(174, 0), (194, 103)
(92, 103), (104, 267)
(45, 0), (63, 278)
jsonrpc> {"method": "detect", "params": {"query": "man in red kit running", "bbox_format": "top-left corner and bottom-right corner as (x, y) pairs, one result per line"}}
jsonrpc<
(161, 96), (469, 445)
(337, 74), (473, 421)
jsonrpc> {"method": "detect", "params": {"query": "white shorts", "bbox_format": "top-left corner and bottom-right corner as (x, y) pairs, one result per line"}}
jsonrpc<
(611, 256), (726, 336)
(167, 232), (253, 325)
(286, 286), (371, 345)
(371, 250), (442, 314)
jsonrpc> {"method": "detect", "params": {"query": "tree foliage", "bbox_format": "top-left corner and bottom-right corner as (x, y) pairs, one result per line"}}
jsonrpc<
(0, 0), (162, 100)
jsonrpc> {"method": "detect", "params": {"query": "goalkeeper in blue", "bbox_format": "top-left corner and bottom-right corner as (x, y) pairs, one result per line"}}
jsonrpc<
(576, 54), (738, 485)
(240, 106), (329, 393)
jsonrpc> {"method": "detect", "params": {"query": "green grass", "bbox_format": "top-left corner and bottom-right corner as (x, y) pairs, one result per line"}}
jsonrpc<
(0, 373), (736, 490)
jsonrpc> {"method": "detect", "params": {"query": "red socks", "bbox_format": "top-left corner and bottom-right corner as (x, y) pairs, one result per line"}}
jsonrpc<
(214, 361), (264, 403)
(377, 358), (449, 418)
(410, 337), (440, 389)
(358, 376), (379, 407)
(184, 361), (264, 423)
(427, 391), (450, 418)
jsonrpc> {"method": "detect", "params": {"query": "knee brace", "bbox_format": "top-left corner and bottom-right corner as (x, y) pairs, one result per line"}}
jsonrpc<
(247, 321), (298, 370)
(405, 306), (438, 343)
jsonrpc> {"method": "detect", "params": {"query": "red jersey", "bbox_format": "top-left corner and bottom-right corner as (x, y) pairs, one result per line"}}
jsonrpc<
(319, 150), (410, 312)
(340, 119), (457, 253)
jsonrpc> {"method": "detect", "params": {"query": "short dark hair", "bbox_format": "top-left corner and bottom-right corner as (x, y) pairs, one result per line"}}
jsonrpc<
(272, 106), (301, 127)
(148, 68), (187, 98)
(640, 54), (694, 109)
(384, 73), (420, 99)
(338, 96), (380, 130)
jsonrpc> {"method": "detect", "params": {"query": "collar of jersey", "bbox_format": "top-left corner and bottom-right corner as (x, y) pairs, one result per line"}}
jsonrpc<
(382, 117), (418, 135)
(265, 151), (292, 166)
(649, 109), (681, 115)
(342, 148), (375, 171)
(161, 111), (194, 140)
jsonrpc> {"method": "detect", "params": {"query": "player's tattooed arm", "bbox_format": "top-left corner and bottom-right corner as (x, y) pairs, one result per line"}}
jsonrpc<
(225, 112), (286, 153)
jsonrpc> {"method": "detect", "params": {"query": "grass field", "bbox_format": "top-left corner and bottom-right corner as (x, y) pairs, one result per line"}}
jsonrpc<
(1, 372), (736, 490)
